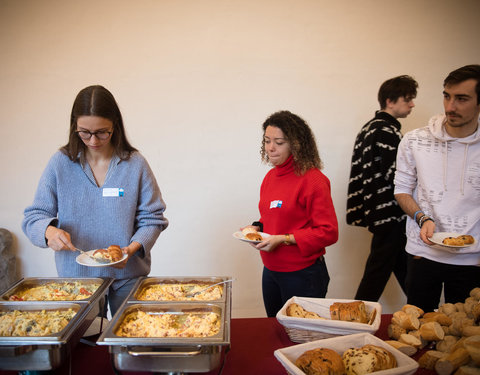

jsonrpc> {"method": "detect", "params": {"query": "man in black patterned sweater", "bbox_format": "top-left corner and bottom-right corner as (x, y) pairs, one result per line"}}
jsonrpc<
(347, 75), (418, 302)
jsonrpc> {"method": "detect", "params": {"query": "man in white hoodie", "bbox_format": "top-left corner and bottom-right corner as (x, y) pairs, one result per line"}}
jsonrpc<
(394, 64), (480, 313)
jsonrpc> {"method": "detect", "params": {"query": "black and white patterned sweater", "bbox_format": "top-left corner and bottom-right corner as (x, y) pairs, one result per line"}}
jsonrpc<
(346, 111), (406, 233)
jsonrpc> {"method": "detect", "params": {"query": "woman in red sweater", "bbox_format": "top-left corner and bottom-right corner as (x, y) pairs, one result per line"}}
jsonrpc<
(244, 111), (338, 317)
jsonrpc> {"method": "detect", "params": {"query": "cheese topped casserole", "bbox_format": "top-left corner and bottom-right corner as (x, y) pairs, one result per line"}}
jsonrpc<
(0, 309), (76, 336)
(115, 310), (221, 338)
(7, 281), (100, 301)
(136, 283), (223, 301)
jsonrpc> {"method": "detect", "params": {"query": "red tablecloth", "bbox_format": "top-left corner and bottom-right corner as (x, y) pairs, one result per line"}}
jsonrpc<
(0, 314), (433, 375)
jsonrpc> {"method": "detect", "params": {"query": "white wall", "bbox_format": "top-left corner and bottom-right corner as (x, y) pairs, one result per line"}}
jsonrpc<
(1, 0), (479, 317)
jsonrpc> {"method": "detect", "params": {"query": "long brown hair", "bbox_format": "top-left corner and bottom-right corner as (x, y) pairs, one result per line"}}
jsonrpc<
(260, 110), (323, 175)
(60, 85), (137, 162)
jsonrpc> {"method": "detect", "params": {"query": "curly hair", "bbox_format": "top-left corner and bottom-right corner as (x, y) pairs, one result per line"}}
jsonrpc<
(60, 85), (137, 163)
(260, 110), (323, 175)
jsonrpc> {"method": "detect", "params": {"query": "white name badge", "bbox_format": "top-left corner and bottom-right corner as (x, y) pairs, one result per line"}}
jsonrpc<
(270, 200), (283, 209)
(103, 188), (124, 197)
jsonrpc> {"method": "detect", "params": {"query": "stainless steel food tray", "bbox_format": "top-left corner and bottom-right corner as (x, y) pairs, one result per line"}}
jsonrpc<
(130, 276), (230, 303)
(1, 277), (111, 303)
(0, 277), (112, 371)
(97, 275), (232, 373)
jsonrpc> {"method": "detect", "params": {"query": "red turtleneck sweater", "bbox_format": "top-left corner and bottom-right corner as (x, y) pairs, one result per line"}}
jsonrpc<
(258, 155), (338, 272)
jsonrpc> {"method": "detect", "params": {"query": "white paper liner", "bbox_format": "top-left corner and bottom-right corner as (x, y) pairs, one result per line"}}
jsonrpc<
(276, 297), (382, 336)
(274, 332), (419, 375)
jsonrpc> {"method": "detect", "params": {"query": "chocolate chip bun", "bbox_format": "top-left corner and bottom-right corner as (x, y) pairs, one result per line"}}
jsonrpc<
(343, 344), (396, 375)
(330, 301), (369, 324)
(442, 237), (465, 246)
(296, 348), (345, 375)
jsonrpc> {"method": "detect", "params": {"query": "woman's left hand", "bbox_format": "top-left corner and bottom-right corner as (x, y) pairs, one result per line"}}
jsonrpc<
(255, 235), (285, 252)
(111, 241), (142, 269)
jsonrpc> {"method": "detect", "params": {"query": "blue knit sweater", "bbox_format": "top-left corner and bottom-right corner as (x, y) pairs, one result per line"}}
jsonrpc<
(22, 150), (168, 281)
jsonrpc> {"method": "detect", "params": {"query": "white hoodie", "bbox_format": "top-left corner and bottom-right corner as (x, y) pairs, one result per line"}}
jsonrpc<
(394, 114), (480, 265)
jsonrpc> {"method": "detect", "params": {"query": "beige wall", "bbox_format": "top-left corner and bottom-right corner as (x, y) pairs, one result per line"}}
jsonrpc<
(1, 0), (479, 317)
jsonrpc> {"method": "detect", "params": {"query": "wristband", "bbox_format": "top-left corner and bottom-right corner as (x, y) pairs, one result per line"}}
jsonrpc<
(413, 210), (424, 222)
(418, 215), (435, 228)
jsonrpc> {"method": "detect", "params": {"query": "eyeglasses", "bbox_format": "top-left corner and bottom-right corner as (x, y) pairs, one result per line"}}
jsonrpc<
(76, 130), (113, 140)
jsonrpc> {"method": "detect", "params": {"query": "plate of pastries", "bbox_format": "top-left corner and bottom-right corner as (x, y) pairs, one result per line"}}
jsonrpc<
(76, 245), (127, 267)
(429, 232), (477, 251)
(233, 228), (270, 244)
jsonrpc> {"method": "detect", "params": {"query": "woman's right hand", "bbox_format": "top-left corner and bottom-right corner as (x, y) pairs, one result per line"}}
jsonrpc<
(45, 226), (75, 251)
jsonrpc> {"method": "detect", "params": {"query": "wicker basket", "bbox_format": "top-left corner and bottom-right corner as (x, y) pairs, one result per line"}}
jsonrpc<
(276, 297), (382, 344)
(283, 326), (339, 343)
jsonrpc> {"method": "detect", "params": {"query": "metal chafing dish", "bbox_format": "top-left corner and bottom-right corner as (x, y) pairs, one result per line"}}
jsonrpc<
(97, 276), (232, 374)
(0, 277), (112, 371)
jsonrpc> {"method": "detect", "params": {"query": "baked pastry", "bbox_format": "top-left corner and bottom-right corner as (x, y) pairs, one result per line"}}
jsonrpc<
(93, 245), (123, 262)
(241, 227), (263, 241)
(457, 235), (475, 244)
(343, 344), (396, 375)
(286, 302), (324, 319)
(442, 237), (465, 246)
(296, 348), (345, 375)
(330, 301), (369, 324)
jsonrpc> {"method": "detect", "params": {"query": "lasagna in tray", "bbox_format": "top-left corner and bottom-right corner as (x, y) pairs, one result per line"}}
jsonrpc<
(7, 281), (100, 301)
(0, 309), (77, 336)
(136, 283), (223, 301)
(115, 310), (220, 338)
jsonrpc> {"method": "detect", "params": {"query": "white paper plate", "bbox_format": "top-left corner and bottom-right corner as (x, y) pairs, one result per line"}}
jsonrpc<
(232, 231), (270, 244)
(274, 332), (419, 375)
(76, 250), (127, 267)
(428, 232), (477, 253)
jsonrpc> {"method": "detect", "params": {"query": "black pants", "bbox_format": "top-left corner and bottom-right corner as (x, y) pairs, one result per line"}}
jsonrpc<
(262, 257), (329, 317)
(355, 221), (407, 302)
(405, 254), (480, 313)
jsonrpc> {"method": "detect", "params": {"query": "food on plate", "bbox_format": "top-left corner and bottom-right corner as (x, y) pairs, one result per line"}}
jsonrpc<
(0, 309), (76, 336)
(295, 347), (345, 375)
(136, 282), (223, 301)
(442, 235), (475, 246)
(6, 281), (100, 301)
(342, 344), (397, 375)
(241, 227), (263, 241)
(286, 302), (325, 319)
(93, 245), (123, 262)
(115, 310), (220, 337)
(458, 235), (475, 245)
(330, 301), (369, 324)
(442, 237), (466, 246)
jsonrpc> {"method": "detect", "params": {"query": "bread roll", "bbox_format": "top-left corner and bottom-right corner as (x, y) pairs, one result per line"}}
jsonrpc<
(454, 366), (480, 375)
(343, 345), (396, 375)
(387, 323), (406, 340)
(286, 303), (323, 319)
(435, 347), (470, 375)
(384, 340), (417, 356)
(392, 310), (420, 330)
(330, 301), (369, 323)
(402, 304), (424, 318)
(399, 333), (422, 347)
(418, 350), (447, 370)
(296, 348), (345, 375)
(464, 335), (480, 365)
(420, 321), (446, 341)
(437, 336), (460, 353)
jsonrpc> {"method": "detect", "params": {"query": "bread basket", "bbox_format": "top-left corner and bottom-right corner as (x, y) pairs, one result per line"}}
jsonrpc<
(276, 297), (381, 343)
(274, 332), (419, 375)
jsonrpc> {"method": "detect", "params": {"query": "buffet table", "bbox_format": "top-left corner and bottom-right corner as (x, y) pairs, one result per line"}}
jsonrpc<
(0, 314), (433, 375)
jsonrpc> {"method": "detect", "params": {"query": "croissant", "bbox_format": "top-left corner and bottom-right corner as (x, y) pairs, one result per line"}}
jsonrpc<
(107, 245), (123, 262)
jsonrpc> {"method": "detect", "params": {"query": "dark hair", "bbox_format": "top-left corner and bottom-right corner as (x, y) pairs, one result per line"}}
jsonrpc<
(444, 64), (480, 105)
(60, 85), (137, 162)
(377, 75), (418, 110)
(260, 110), (322, 175)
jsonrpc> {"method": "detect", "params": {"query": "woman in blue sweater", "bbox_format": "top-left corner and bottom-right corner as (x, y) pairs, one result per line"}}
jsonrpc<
(22, 85), (168, 316)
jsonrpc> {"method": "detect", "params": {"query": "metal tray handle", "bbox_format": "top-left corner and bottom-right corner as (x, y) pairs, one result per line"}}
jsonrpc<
(127, 346), (202, 357)
(0, 345), (33, 357)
